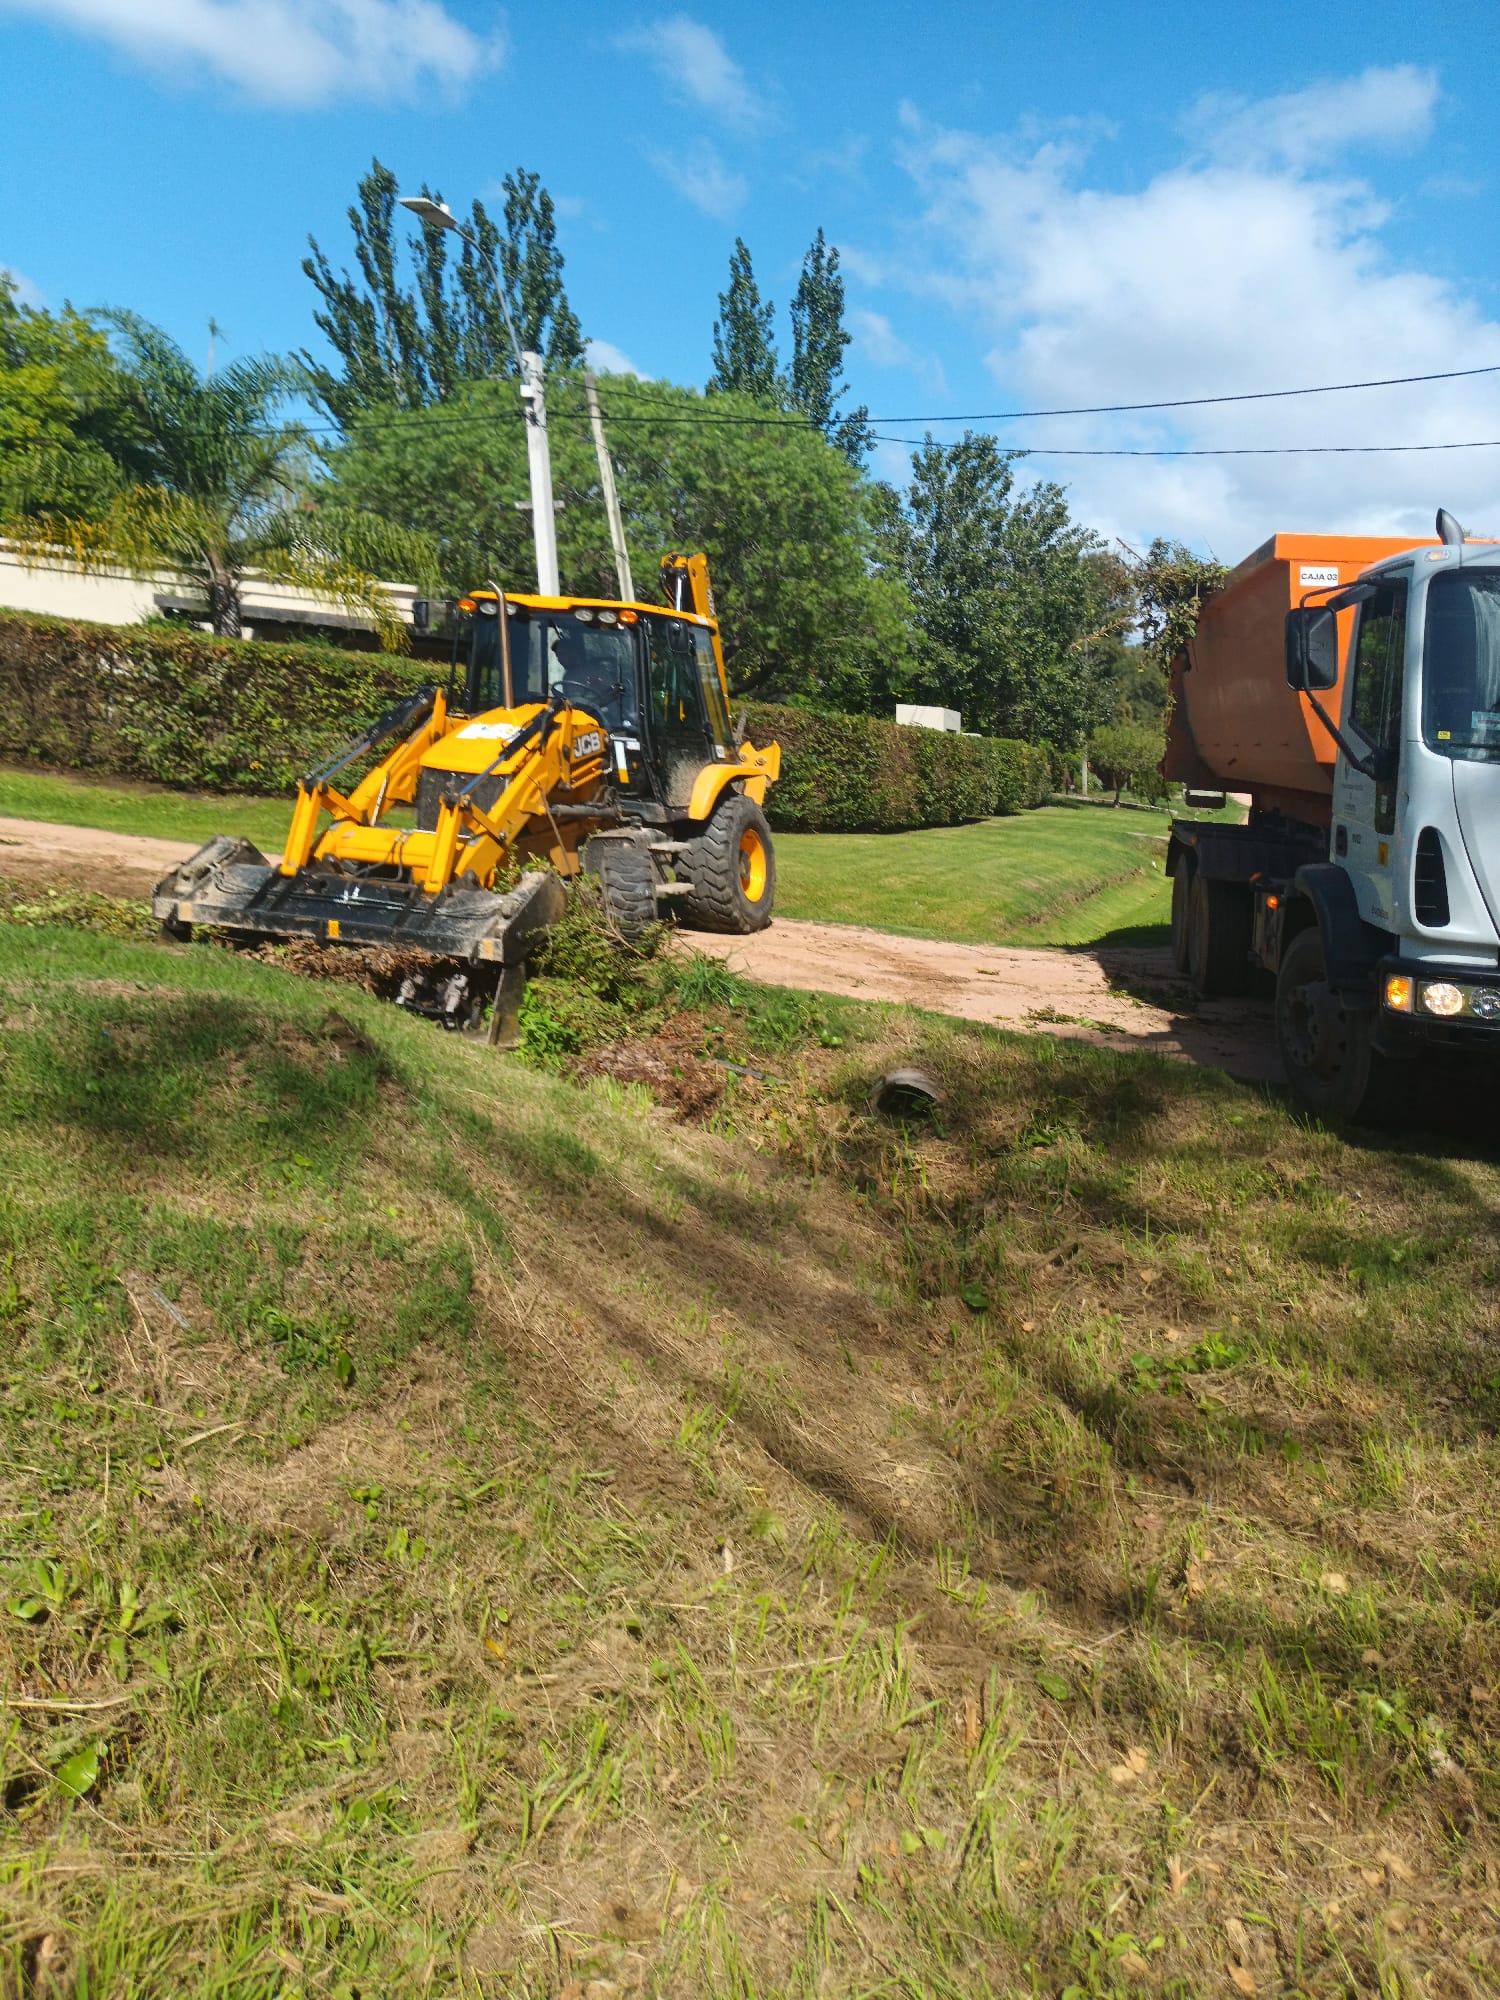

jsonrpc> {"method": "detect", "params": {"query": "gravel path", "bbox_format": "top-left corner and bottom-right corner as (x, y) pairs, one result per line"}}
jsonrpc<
(0, 815), (1279, 1082)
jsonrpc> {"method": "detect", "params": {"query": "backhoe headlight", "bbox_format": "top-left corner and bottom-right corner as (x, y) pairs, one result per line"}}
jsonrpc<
(1474, 989), (1500, 1021)
(1383, 975), (1413, 1012)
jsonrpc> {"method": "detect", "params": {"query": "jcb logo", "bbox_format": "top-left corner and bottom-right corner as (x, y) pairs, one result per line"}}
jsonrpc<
(571, 729), (603, 759)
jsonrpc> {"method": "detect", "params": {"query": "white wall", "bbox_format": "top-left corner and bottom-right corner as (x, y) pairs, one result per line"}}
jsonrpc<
(0, 544), (418, 638)
(895, 703), (963, 733)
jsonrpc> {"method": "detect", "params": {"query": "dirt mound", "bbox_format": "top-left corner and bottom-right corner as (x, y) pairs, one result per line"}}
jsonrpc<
(574, 1030), (726, 1119)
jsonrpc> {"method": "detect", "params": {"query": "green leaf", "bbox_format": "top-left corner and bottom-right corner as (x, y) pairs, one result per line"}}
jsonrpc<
(54, 1743), (100, 1798)
(959, 1282), (992, 1313)
(1036, 1670), (1071, 1702)
(7, 1596), (46, 1621)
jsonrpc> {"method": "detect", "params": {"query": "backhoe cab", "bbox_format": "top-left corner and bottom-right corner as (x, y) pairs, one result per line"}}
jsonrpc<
(153, 553), (780, 1034)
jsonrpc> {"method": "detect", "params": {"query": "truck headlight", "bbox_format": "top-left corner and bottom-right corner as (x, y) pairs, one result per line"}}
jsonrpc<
(1384, 975), (1500, 1020)
(1420, 982), (1466, 1017)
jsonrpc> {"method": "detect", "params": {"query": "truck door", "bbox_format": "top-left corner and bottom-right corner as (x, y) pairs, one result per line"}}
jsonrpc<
(1333, 571), (1409, 930)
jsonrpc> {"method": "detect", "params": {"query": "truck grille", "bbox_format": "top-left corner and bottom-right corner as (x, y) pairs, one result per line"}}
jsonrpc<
(1414, 827), (1450, 928)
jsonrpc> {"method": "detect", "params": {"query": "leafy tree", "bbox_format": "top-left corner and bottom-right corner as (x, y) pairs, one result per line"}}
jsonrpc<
(323, 371), (912, 704)
(1088, 718), (1168, 804)
(707, 240), (779, 403)
(302, 158), (584, 425)
(901, 433), (1103, 744)
(0, 275), (136, 519)
(10, 313), (434, 643)
(788, 229), (871, 463)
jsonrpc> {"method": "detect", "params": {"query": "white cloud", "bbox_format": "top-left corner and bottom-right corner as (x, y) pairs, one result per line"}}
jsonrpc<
(849, 308), (945, 394)
(585, 337), (645, 379)
(0, 0), (501, 106)
(616, 14), (764, 131)
(891, 72), (1500, 557)
(1, 265), (43, 307)
(1188, 63), (1438, 171)
(646, 138), (747, 221)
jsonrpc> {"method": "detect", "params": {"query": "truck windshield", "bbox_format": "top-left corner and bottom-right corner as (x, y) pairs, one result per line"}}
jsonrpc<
(1423, 570), (1500, 761)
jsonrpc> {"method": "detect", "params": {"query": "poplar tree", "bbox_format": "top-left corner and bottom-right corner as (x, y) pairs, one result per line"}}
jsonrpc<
(302, 158), (584, 426)
(788, 228), (871, 463)
(707, 239), (779, 402)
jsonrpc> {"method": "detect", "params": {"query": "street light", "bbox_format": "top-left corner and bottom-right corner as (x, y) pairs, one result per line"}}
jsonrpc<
(398, 192), (560, 597)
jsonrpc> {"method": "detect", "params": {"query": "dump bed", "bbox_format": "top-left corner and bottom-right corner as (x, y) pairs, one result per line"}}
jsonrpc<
(1164, 531), (1433, 821)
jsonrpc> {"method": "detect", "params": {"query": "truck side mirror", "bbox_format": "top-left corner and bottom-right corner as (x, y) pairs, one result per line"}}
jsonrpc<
(1285, 606), (1339, 692)
(411, 598), (432, 634)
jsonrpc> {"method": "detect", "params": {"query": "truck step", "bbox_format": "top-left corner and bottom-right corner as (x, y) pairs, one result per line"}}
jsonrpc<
(653, 881), (696, 897)
(649, 840), (693, 855)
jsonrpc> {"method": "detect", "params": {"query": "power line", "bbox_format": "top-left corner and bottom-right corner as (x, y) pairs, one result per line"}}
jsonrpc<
(867, 434), (1500, 457)
(867, 360), (1500, 425)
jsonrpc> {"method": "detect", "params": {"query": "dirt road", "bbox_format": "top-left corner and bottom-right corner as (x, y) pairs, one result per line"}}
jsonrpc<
(0, 815), (1278, 1082)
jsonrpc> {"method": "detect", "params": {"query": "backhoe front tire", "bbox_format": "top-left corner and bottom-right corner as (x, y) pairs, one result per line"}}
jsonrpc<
(677, 793), (776, 934)
(583, 833), (659, 941)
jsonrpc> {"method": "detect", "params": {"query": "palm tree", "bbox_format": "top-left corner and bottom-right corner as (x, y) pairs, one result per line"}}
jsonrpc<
(8, 312), (435, 648)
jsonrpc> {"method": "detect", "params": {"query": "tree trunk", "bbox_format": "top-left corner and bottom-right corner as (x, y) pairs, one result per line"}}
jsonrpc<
(207, 573), (242, 639)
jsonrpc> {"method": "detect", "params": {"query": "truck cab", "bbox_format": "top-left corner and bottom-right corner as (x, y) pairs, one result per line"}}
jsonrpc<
(1168, 511), (1500, 1120)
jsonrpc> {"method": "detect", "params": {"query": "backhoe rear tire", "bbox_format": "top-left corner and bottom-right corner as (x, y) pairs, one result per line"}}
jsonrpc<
(584, 833), (659, 942)
(677, 793), (776, 934)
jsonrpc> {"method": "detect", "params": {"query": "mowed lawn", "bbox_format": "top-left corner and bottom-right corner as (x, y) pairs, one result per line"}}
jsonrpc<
(774, 801), (1181, 947)
(0, 762), (294, 853)
(1, 763), (1214, 950)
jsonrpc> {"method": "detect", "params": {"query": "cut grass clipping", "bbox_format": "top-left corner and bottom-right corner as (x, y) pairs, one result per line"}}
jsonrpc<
(3, 903), (1500, 1996)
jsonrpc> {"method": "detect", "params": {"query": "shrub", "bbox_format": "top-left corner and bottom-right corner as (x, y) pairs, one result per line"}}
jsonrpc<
(0, 609), (1050, 831)
(0, 608), (430, 793)
(742, 703), (1048, 832)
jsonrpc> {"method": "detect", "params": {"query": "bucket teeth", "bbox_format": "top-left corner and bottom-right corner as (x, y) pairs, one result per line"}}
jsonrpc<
(153, 841), (565, 965)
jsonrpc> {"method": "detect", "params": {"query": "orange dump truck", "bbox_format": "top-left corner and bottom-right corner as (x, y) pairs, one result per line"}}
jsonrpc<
(1165, 511), (1500, 1121)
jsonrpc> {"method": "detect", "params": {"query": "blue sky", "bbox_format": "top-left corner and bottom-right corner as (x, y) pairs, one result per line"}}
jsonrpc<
(2, 0), (1498, 557)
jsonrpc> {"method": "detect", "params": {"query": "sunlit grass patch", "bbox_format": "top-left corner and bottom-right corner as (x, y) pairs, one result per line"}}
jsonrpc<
(3, 920), (1500, 1995)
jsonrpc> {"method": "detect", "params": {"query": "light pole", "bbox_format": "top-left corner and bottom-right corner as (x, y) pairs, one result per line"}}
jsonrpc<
(398, 193), (560, 597)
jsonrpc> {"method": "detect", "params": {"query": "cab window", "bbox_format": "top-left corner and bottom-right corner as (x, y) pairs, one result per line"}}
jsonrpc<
(693, 629), (733, 755)
(1349, 577), (1408, 753)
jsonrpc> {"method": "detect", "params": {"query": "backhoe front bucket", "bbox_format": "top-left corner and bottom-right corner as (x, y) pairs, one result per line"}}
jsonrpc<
(154, 836), (566, 966)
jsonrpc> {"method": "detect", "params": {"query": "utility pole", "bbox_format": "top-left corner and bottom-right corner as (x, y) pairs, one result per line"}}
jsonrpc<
(398, 192), (560, 597)
(520, 352), (560, 597)
(583, 369), (633, 602)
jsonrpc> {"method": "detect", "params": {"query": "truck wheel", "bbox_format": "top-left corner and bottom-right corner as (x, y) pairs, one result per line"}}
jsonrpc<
(583, 834), (659, 941)
(1275, 925), (1393, 1124)
(1187, 874), (1252, 998)
(677, 794), (776, 934)
(1170, 856), (1194, 975)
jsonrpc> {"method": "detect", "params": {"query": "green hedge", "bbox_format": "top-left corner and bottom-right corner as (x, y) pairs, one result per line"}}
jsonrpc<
(0, 612), (1048, 830)
(743, 703), (1048, 832)
(0, 609), (430, 794)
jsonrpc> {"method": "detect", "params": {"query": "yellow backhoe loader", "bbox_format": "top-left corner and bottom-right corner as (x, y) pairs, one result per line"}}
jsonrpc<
(153, 554), (780, 1035)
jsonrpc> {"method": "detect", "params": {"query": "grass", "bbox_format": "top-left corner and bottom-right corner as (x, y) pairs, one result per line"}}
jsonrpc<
(0, 765), (1239, 951)
(0, 764), (294, 855)
(3, 910), (1500, 1996)
(773, 797), (1242, 949)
